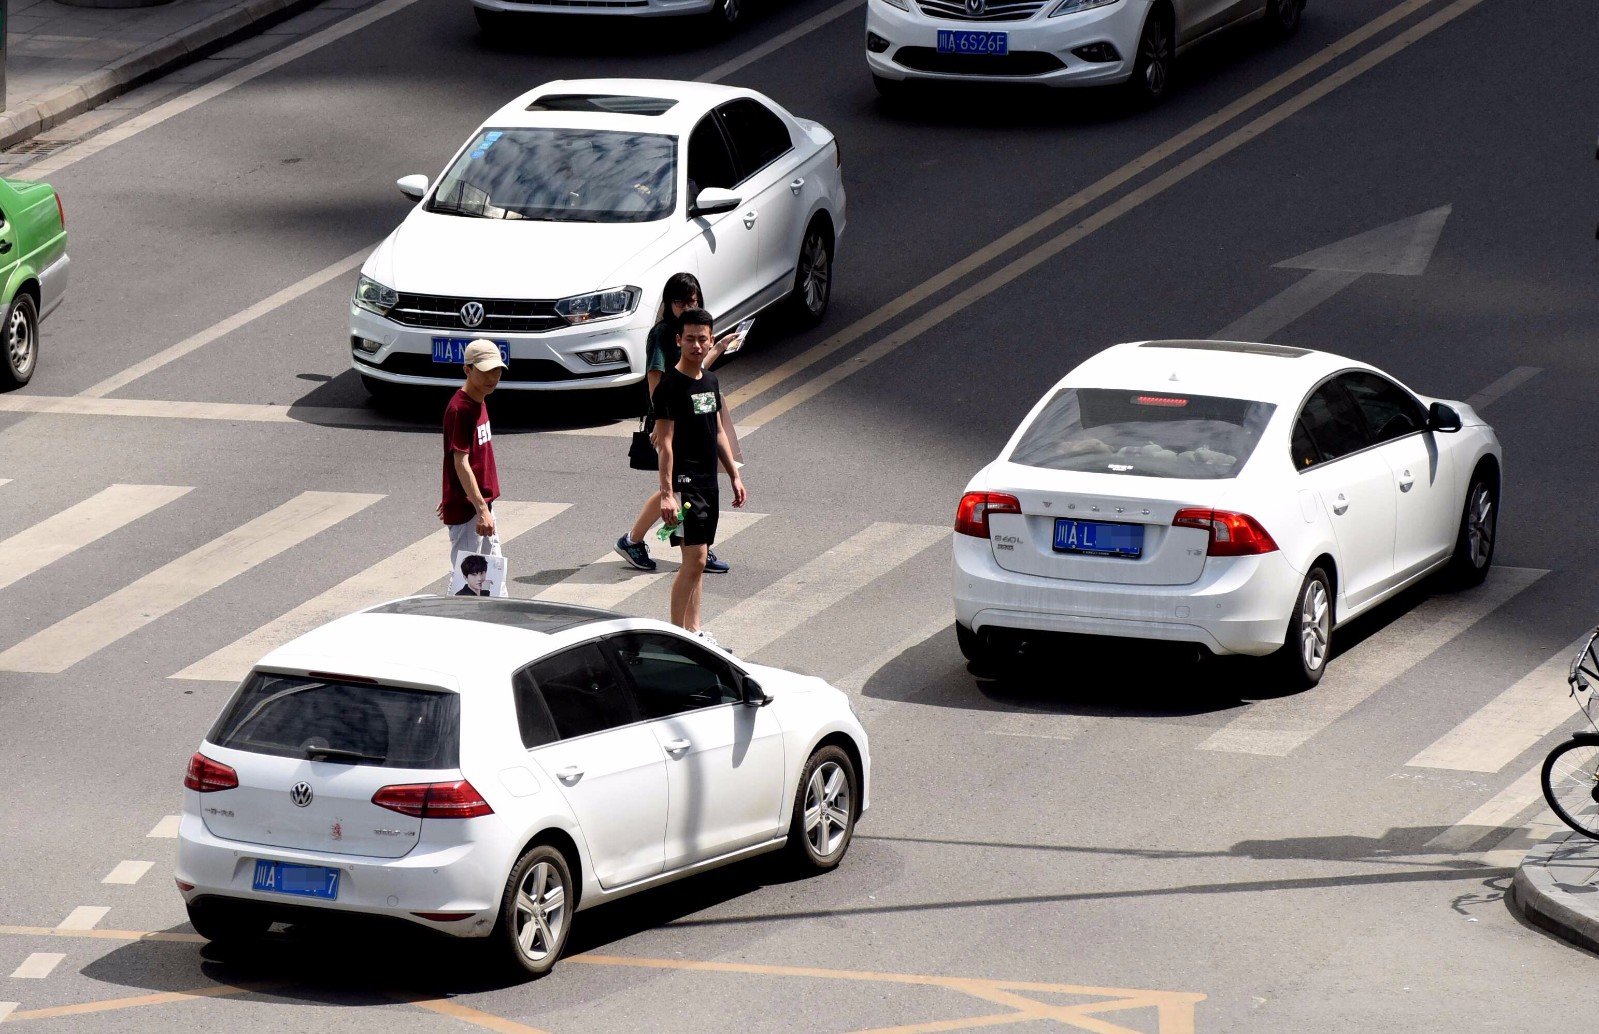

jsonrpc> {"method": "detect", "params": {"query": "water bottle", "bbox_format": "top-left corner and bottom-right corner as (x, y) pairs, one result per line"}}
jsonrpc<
(655, 500), (691, 541)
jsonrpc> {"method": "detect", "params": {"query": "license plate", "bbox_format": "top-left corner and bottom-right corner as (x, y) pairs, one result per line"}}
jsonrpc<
(251, 860), (340, 900)
(936, 30), (1008, 55)
(431, 337), (509, 364)
(1053, 518), (1143, 558)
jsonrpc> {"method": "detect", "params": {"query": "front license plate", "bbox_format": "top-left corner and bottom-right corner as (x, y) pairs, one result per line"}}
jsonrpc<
(936, 30), (1008, 55)
(1053, 518), (1143, 559)
(431, 337), (509, 364)
(251, 860), (340, 900)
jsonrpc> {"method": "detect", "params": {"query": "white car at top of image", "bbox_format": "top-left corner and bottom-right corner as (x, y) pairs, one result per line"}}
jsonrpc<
(348, 79), (845, 398)
(952, 339), (1502, 687)
(175, 596), (869, 977)
(865, 0), (1307, 105)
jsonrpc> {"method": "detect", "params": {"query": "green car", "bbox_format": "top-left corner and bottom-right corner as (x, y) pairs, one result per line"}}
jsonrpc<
(0, 177), (69, 388)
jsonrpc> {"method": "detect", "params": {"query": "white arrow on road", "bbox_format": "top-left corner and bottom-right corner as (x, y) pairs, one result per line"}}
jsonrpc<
(1211, 205), (1452, 341)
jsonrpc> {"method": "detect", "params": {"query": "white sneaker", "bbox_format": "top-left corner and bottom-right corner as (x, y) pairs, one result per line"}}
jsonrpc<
(695, 629), (725, 651)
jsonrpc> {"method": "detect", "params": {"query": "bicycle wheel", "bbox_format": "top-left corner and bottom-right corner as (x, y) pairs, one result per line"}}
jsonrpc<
(1542, 738), (1599, 840)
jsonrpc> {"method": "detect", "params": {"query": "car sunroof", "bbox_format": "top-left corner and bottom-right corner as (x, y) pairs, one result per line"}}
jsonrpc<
(526, 94), (677, 116)
(369, 596), (622, 633)
(1139, 340), (1311, 357)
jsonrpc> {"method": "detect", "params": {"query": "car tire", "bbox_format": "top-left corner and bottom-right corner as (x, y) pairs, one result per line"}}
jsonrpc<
(1270, 567), (1333, 688)
(1443, 468), (1497, 588)
(785, 745), (857, 873)
(707, 0), (742, 34)
(185, 899), (270, 945)
(1, 293), (39, 389)
(359, 374), (400, 402)
(1123, 7), (1173, 108)
(788, 220), (833, 328)
(956, 622), (998, 668)
(1264, 0), (1305, 37)
(491, 843), (573, 979)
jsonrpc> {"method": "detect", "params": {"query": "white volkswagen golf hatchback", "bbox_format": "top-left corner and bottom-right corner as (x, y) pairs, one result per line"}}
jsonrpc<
(349, 80), (845, 397)
(176, 597), (869, 976)
(953, 340), (1502, 686)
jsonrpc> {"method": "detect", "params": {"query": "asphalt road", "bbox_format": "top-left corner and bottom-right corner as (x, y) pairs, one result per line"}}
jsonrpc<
(3, 0), (1599, 1030)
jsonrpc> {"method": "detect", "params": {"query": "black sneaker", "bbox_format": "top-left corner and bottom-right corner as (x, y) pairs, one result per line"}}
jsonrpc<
(614, 535), (657, 572)
(704, 550), (729, 574)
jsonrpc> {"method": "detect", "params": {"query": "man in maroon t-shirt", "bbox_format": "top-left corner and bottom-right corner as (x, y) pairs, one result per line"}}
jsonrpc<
(437, 340), (506, 581)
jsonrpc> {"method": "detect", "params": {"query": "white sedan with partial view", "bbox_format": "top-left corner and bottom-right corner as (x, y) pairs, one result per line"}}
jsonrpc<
(176, 596), (868, 977)
(953, 340), (1502, 687)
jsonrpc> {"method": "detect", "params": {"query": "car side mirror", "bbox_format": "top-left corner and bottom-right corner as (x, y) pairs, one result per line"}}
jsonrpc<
(690, 187), (741, 217)
(1427, 402), (1462, 433)
(743, 678), (772, 707)
(397, 174), (429, 202)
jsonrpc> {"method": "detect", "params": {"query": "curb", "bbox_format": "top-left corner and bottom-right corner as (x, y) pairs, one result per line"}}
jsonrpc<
(1509, 828), (1599, 956)
(0, 0), (331, 152)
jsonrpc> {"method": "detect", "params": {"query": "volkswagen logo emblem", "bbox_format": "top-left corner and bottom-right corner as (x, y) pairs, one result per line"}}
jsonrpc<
(965, 0), (985, 14)
(459, 301), (485, 328)
(290, 782), (314, 808)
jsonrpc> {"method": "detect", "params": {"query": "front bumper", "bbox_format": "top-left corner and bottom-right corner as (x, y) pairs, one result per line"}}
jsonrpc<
(866, 0), (1148, 87)
(473, 0), (716, 16)
(349, 305), (646, 391)
(951, 534), (1302, 656)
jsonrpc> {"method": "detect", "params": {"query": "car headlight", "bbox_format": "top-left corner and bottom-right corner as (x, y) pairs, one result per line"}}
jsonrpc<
(1050, 0), (1117, 16)
(876, 0), (910, 9)
(554, 287), (640, 325)
(353, 276), (399, 317)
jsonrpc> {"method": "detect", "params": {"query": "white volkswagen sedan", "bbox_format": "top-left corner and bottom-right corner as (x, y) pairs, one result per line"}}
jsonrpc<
(953, 340), (1502, 686)
(349, 80), (844, 398)
(176, 597), (869, 976)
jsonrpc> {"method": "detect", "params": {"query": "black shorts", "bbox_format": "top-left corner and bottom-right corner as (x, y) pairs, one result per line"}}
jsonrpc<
(671, 471), (720, 547)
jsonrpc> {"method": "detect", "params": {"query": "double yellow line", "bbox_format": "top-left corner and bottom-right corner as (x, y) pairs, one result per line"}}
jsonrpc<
(731, 0), (1487, 431)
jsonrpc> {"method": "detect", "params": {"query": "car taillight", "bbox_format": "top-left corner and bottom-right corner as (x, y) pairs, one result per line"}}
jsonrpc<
(372, 780), (493, 819)
(184, 753), (237, 792)
(955, 492), (1022, 538)
(1172, 508), (1279, 557)
(55, 193), (65, 231)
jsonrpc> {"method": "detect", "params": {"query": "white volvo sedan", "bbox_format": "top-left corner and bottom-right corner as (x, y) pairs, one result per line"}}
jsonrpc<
(953, 340), (1502, 686)
(176, 597), (869, 976)
(349, 80), (845, 397)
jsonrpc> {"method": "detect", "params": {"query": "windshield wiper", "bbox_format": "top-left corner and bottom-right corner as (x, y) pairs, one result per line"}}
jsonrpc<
(427, 201), (489, 219)
(305, 746), (386, 763)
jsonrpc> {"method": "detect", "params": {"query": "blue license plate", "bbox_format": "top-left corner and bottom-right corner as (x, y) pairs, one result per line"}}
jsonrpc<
(252, 860), (340, 900)
(431, 337), (509, 364)
(1053, 518), (1143, 558)
(937, 30), (1008, 55)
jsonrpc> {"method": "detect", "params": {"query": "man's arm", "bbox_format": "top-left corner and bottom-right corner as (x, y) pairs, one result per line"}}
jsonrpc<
(655, 418), (678, 524)
(715, 423), (747, 508)
(451, 449), (496, 536)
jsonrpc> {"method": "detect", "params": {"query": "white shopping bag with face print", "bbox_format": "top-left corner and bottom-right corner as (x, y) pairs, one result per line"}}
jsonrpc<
(449, 548), (508, 598)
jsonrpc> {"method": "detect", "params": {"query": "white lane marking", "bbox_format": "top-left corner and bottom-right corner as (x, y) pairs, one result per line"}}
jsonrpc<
(172, 501), (568, 682)
(535, 511), (767, 611)
(77, 247), (371, 399)
(1425, 762), (1546, 852)
(0, 484), (192, 592)
(56, 907), (109, 931)
(1481, 816), (1564, 870)
(710, 523), (949, 659)
(1407, 632), (1595, 773)
(0, 491), (382, 674)
(146, 815), (181, 838)
(695, 0), (862, 83)
(1464, 366), (1541, 411)
(0, 1002), (17, 1022)
(1199, 568), (1546, 756)
(1210, 268), (1364, 342)
(20, 0), (429, 179)
(101, 861), (154, 886)
(0, 479), (11, 488)
(10, 953), (64, 979)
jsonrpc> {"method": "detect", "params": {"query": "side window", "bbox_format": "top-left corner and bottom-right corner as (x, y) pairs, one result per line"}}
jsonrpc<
(1297, 382), (1372, 465)
(686, 116), (738, 205)
(605, 633), (742, 720)
(716, 100), (793, 179)
(511, 666), (559, 749)
(1291, 419), (1320, 470)
(1340, 371), (1427, 444)
(521, 644), (635, 742)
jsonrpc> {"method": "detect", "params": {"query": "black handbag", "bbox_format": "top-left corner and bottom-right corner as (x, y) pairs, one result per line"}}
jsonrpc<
(628, 415), (658, 471)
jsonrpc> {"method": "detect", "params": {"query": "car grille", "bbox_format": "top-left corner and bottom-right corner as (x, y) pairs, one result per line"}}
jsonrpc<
(915, 0), (1048, 21)
(388, 293), (566, 334)
(355, 353), (619, 384)
(893, 47), (1065, 75)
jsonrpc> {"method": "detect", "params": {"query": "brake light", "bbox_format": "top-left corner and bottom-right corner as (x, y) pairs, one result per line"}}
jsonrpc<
(372, 780), (493, 819)
(55, 193), (65, 231)
(1133, 394), (1188, 407)
(955, 492), (1022, 538)
(1172, 508), (1278, 557)
(184, 753), (238, 792)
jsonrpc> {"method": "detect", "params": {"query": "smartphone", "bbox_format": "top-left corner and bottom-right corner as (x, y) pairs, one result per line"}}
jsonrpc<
(719, 316), (756, 355)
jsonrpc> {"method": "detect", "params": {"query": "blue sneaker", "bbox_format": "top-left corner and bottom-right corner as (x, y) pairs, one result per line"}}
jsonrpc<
(614, 535), (657, 572)
(704, 550), (729, 574)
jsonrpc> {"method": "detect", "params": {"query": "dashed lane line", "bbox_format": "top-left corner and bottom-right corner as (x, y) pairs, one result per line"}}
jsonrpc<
(55, 908), (109, 932)
(101, 861), (154, 886)
(0, 1003), (16, 1023)
(391, 994), (555, 1034)
(9, 954), (64, 979)
(3, 982), (284, 1022)
(694, 0), (861, 84)
(1465, 366), (1541, 410)
(146, 816), (181, 838)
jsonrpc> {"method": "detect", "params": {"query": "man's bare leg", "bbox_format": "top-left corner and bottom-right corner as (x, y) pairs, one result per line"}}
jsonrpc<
(628, 491), (664, 545)
(671, 544), (709, 629)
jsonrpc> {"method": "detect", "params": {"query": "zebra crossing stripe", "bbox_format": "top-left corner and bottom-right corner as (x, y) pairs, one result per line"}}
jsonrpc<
(534, 511), (768, 611)
(1425, 762), (1545, 852)
(1198, 567), (1545, 757)
(0, 491), (382, 674)
(0, 484), (192, 593)
(1406, 632), (1595, 773)
(171, 501), (569, 683)
(710, 523), (949, 659)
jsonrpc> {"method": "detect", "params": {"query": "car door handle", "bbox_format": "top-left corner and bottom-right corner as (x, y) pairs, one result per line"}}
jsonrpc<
(742, 210), (758, 229)
(1332, 493), (1350, 516)
(555, 766), (583, 782)
(663, 738), (692, 755)
(1398, 470), (1415, 492)
(789, 177), (805, 195)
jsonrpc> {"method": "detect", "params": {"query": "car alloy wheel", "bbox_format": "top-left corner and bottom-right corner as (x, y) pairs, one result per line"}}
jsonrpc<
(1298, 576), (1331, 674)
(786, 745), (856, 871)
(1268, 0), (1303, 34)
(2, 294), (37, 388)
(495, 843), (572, 977)
(791, 225), (832, 326)
(1130, 12), (1172, 103)
(1464, 482), (1494, 569)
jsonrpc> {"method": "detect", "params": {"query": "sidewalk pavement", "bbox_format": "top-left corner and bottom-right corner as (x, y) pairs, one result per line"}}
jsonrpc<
(0, 0), (355, 151)
(1513, 828), (1599, 955)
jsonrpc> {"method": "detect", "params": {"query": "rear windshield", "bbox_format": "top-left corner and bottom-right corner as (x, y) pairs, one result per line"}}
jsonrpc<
(207, 673), (460, 769)
(427, 128), (677, 223)
(1009, 388), (1276, 480)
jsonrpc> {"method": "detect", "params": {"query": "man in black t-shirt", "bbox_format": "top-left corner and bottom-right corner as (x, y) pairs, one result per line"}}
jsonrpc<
(653, 308), (748, 646)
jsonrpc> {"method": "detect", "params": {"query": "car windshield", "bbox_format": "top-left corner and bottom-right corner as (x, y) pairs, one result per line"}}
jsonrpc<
(427, 128), (677, 223)
(1009, 388), (1276, 480)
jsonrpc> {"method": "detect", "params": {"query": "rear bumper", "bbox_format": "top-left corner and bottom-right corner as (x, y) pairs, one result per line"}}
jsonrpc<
(951, 534), (1301, 656)
(38, 253), (69, 321)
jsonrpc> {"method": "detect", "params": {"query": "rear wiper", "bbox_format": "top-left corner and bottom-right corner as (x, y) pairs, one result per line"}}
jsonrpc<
(305, 746), (386, 763)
